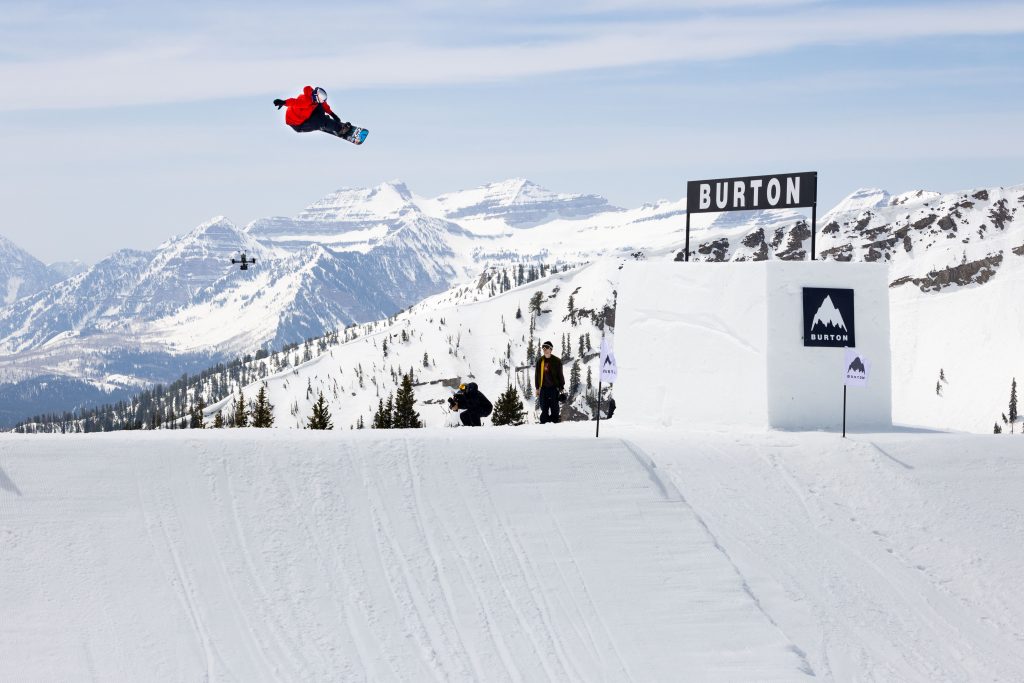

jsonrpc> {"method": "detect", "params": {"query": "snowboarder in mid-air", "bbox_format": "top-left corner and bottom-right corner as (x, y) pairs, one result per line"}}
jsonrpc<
(273, 86), (368, 145)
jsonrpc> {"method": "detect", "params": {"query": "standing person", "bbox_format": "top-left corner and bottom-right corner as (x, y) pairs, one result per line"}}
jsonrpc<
(534, 341), (565, 424)
(273, 86), (354, 139)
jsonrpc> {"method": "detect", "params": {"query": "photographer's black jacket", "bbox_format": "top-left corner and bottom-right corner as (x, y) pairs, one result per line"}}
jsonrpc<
(454, 385), (492, 416)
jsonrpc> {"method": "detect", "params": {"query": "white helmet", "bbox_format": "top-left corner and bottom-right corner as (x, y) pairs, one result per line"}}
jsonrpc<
(312, 87), (328, 104)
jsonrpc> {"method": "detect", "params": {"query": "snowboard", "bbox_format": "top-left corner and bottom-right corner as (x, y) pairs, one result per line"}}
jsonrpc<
(341, 125), (369, 145)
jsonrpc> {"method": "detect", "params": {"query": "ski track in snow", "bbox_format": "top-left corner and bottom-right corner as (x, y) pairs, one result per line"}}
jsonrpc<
(623, 439), (816, 676)
(641, 429), (1024, 681)
(3, 428), (1024, 681)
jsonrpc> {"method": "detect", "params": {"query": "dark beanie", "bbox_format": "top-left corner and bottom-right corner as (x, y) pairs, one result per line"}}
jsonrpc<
(542, 341), (553, 349)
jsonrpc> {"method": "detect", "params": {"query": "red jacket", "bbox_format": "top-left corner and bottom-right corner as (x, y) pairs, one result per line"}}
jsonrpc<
(284, 85), (334, 126)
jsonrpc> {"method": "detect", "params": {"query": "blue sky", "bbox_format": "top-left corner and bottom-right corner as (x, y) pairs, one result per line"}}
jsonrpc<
(2, 0), (1023, 264)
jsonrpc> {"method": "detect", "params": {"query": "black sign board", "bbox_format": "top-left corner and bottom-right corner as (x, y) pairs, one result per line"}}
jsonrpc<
(802, 287), (855, 347)
(687, 172), (817, 214)
(682, 171), (819, 260)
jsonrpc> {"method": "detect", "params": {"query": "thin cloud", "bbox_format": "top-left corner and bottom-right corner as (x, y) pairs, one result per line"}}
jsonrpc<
(2, 2), (1024, 110)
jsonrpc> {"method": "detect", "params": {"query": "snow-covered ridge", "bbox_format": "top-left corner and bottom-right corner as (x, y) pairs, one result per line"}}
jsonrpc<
(828, 187), (891, 215)
(0, 234), (64, 305)
(421, 178), (623, 227)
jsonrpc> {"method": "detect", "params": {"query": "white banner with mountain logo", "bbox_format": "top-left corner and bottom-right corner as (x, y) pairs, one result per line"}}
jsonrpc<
(844, 349), (869, 387)
(600, 337), (618, 383)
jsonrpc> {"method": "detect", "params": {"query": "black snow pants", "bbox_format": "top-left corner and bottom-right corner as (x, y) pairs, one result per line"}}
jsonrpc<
(460, 409), (483, 427)
(291, 105), (353, 138)
(538, 386), (560, 424)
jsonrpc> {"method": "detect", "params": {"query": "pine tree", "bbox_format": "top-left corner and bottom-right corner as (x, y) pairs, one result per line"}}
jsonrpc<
(307, 391), (333, 430)
(251, 385), (275, 428)
(515, 305), (523, 320)
(357, 415), (365, 429)
(529, 291), (543, 316)
(392, 373), (423, 428)
(567, 294), (576, 325)
(189, 396), (206, 429)
(213, 411), (225, 428)
(1010, 378), (1018, 433)
(994, 422), (1003, 434)
(570, 359), (581, 396)
(233, 390), (248, 427)
(423, 352), (430, 368)
(491, 385), (526, 426)
(372, 395), (394, 429)
(936, 381), (942, 396)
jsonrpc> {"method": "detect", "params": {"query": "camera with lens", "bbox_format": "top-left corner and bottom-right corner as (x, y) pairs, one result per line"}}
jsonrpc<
(447, 395), (460, 410)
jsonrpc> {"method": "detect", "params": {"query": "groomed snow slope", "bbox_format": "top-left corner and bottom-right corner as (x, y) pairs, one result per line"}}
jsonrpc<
(2, 427), (1024, 681)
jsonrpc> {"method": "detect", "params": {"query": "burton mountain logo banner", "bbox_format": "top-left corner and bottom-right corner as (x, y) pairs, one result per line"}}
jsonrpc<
(600, 337), (618, 384)
(843, 349), (869, 386)
(803, 287), (855, 347)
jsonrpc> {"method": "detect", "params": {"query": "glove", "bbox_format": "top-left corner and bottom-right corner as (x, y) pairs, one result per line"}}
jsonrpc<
(558, 392), (568, 402)
(273, 99), (285, 109)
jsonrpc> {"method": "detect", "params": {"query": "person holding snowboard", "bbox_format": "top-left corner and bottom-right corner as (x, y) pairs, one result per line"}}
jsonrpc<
(273, 86), (354, 139)
(449, 383), (492, 427)
(534, 341), (565, 424)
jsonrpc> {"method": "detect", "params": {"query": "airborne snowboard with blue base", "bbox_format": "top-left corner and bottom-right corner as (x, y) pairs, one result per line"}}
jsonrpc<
(342, 126), (369, 145)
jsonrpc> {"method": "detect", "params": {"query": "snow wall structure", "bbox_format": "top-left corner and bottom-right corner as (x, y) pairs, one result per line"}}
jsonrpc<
(614, 261), (892, 431)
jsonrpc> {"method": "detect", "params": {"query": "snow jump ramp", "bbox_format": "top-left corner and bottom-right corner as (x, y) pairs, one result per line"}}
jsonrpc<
(614, 261), (893, 431)
(1, 430), (812, 681)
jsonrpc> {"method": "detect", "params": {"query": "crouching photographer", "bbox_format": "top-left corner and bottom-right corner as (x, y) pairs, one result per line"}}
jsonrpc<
(449, 382), (493, 426)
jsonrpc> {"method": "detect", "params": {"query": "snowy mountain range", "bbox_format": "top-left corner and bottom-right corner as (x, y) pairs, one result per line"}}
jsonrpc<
(0, 234), (65, 306)
(2, 177), (1023, 432)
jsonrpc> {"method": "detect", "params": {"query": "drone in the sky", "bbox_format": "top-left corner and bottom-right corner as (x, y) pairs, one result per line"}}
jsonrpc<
(231, 252), (256, 270)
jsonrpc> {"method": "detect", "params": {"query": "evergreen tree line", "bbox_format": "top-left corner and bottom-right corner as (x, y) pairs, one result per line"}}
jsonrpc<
(14, 331), (346, 433)
(476, 261), (582, 299)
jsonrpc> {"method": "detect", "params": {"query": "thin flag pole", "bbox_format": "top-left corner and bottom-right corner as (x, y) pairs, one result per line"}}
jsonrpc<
(842, 384), (847, 438)
(685, 210), (691, 262)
